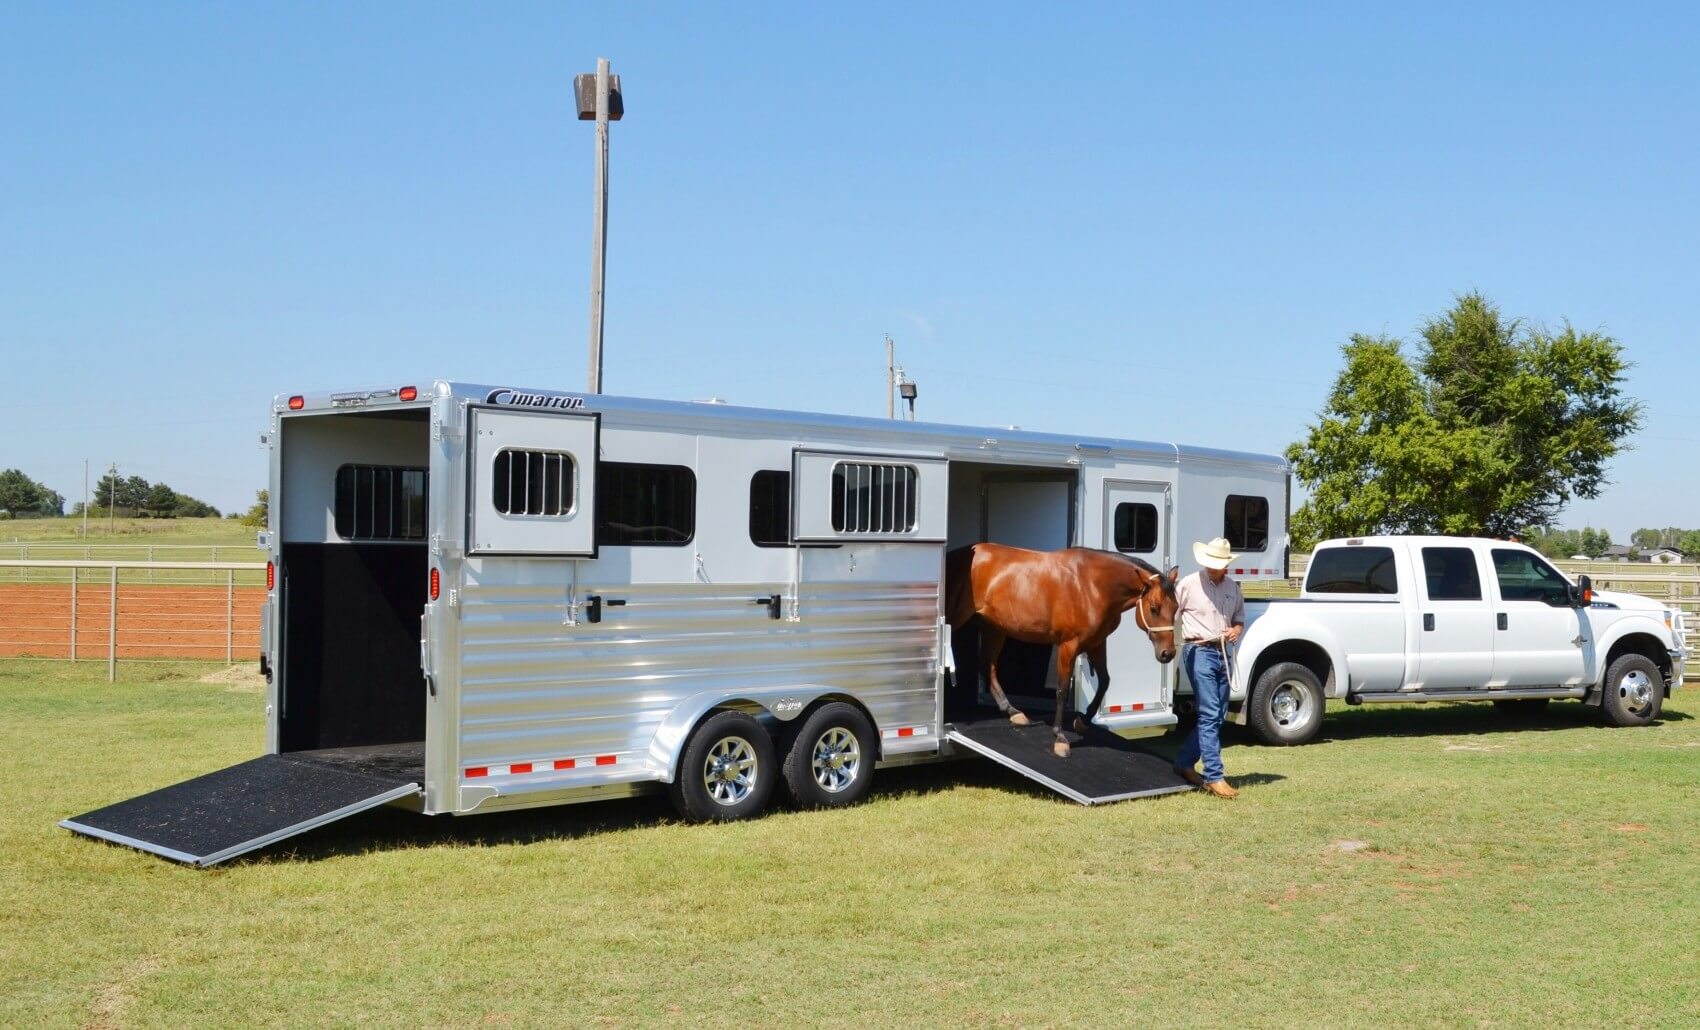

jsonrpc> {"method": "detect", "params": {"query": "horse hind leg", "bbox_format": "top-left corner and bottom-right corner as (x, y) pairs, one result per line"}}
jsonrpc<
(1074, 644), (1110, 735)
(1052, 640), (1080, 758)
(981, 628), (1029, 726)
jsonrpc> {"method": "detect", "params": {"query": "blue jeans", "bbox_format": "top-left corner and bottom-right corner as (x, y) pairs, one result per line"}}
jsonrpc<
(1176, 642), (1231, 782)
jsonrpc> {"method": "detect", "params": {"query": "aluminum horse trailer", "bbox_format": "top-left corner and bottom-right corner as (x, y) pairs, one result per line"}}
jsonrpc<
(62, 380), (1290, 865)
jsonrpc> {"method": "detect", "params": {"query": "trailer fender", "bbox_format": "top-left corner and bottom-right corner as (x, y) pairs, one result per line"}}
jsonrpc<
(648, 685), (844, 784)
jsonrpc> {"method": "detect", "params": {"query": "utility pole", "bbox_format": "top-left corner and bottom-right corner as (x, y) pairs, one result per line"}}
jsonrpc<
(886, 334), (895, 419)
(575, 58), (624, 394)
(82, 460), (88, 537)
(107, 462), (117, 535)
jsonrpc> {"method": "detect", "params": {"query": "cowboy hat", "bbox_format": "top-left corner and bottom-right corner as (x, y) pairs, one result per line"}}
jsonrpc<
(1192, 537), (1236, 570)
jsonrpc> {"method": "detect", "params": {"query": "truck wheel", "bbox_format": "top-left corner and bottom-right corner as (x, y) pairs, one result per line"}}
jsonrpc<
(1600, 654), (1664, 728)
(1493, 698), (1550, 715)
(782, 703), (876, 809)
(1248, 662), (1325, 746)
(670, 710), (776, 822)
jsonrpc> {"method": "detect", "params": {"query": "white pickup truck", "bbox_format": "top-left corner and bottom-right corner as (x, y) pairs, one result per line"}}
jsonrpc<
(1210, 536), (1688, 745)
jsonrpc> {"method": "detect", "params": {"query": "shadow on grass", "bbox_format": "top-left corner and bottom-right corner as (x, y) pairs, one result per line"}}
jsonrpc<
(1222, 700), (1689, 746)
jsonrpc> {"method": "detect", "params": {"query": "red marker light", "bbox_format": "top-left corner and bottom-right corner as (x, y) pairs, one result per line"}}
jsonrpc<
(399, 385), (418, 402)
(430, 567), (440, 600)
(266, 561), (275, 590)
(287, 396), (305, 410)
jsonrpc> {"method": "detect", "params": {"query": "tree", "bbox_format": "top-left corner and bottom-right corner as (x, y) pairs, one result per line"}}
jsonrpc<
(1288, 293), (1641, 548)
(142, 483), (179, 518)
(0, 469), (66, 516)
(239, 489), (269, 528)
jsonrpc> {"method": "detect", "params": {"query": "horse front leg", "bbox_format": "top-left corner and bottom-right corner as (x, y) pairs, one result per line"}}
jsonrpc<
(1074, 644), (1110, 735)
(981, 628), (1029, 726)
(1052, 640), (1080, 758)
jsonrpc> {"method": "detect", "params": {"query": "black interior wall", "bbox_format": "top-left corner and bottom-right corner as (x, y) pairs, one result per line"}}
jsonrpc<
(280, 543), (427, 752)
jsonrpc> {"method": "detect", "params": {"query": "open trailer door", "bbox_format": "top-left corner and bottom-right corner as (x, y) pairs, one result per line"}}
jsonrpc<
(60, 751), (421, 867)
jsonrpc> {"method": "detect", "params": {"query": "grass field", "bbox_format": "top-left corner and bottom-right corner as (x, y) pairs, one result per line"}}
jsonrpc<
(0, 516), (256, 547)
(3, 661), (1697, 1026)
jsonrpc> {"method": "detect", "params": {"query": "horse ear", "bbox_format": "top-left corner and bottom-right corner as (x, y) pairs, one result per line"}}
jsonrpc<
(1167, 565), (1180, 582)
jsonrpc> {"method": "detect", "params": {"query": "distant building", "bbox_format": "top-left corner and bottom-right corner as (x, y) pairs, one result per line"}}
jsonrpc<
(1604, 544), (1634, 562)
(1639, 547), (1685, 564)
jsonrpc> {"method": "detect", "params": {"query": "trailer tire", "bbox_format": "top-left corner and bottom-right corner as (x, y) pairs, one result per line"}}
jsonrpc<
(1247, 662), (1325, 746)
(1600, 654), (1663, 728)
(670, 710), (776, 822)
(782, 703), (876, 809)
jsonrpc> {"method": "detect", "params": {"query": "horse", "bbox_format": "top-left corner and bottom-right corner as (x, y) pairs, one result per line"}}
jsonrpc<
(944, 543), (1181, 758)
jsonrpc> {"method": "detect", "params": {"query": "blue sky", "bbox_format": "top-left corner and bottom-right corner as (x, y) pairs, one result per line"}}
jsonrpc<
(3, 3), (1697, 540)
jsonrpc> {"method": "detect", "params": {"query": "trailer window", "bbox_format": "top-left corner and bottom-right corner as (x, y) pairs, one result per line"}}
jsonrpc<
(1223, 494), (1269, 550)
(1305, 546), (1397, 594)
(492, 450), (574, 517)
(831, 462), (918, 534)
(598, 462), (695, 546)
(334, 465), (427, 541)
(750, 470), (790, 547)
(1422, 547), (1482, 601)
(1491, 549), (1570, 606)
(1113, 502), (1158, 553)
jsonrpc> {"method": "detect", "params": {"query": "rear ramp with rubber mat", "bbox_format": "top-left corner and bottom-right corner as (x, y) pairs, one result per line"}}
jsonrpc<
(946, 714), (1195, 805)
(60, 749), (422, 867)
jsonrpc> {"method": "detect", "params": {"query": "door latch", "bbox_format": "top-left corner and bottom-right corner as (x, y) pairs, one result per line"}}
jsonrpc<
(1497, 613), (1509, 631)
(1423, 613), (1435, 632)
(751, 594), (782, 620)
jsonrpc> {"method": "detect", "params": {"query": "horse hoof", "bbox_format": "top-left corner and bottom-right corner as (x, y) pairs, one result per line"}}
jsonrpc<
(1009, 712), (1031, 727)
(1053, 741), (1071, 759)
(1072, 716), (1089, 734)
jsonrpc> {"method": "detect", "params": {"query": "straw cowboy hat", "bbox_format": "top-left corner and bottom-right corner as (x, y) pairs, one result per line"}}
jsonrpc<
(1192, 536), (1236, 570)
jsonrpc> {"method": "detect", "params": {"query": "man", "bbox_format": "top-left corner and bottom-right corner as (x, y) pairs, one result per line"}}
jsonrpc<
(1173, 536), (1245, 799)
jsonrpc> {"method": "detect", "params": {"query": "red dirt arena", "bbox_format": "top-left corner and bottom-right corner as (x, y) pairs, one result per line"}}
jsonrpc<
(0, 583), (263, 660)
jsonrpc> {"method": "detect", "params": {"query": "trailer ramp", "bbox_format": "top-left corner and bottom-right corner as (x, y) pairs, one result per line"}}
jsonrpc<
(946, 714), (1195, 805)
(60, 748), (422, 867)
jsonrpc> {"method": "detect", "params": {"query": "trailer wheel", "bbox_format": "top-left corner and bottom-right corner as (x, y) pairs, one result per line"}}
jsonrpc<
(782, 703), (876, 809)
(1247, 662), (1325, 746)
(670, 710), (776, 822)
(1600, 654), (1663, 728)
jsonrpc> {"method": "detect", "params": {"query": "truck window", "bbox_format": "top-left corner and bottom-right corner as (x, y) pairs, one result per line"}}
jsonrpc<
(749, 469), (789, 547)
(1491, 549), (1569, 605)
(1421, 547), (1482, 601)
(1114, 502), (1158, 553)
(597, 462), (696, 546)
(1305, 546), (1398, 594)
(1224, 495), (1269, 550)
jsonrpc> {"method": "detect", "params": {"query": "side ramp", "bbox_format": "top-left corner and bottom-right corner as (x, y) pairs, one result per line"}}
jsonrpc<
(946, 715), (1195, 805)
(60, 748), (422, 867)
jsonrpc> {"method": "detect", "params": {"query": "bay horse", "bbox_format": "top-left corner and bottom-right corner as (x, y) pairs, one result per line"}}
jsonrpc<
(945, 543), (1180, 758)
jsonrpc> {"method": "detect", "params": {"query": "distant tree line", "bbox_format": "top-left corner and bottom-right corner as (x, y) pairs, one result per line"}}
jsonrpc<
(73, 472), (222, 519)
(0, 469), (66, 518)
(1522, 525), (1615, 560)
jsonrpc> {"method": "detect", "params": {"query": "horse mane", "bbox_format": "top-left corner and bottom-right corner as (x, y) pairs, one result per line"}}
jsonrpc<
(1085, 548), (1176, 599)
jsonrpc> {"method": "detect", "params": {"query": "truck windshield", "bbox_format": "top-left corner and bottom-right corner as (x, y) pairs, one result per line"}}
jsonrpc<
(1306, 546), (1398, 594)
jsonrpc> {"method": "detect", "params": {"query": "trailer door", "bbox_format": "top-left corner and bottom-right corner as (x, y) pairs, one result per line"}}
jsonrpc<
(1095, 479), (1174, 719)
(791, 450), (948, 543)
(468, 407), (600, 556)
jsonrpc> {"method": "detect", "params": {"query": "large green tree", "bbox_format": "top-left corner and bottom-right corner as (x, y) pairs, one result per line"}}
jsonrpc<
(1288, 293), (1640, 549)
(0, 469), (65, 516)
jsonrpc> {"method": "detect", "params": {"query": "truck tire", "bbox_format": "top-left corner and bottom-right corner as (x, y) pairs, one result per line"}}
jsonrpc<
(670, 710), (777, 822)
(781, 702), (876, 809)
(1247, 662), (1325, 746)
(1600, 654), (1664, 728)
(1492, 698), (1550, 715)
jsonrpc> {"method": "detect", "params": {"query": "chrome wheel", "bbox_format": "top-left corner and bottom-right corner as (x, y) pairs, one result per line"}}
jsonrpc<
(1271, 680), (1311, 727)
(1616, 669), (1655, 715)
(703, 735), (758, 806)
(810, 727), (862, 794)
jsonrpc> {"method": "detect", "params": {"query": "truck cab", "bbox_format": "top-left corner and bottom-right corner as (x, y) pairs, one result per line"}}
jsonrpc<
(1224, 536), (1687, 745)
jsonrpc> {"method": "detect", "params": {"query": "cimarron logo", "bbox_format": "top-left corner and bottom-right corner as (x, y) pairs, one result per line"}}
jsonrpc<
(486, 389), (586, 410)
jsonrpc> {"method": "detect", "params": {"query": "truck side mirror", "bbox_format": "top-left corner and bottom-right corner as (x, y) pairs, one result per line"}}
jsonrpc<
(1572, 574), (1593, 608)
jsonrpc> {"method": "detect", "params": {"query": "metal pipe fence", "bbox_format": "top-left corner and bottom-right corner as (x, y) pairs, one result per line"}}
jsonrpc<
(0, 560), (265, 681)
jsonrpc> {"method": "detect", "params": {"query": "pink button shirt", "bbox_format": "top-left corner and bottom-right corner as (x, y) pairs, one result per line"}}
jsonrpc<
(1175, 570), (1245, 643)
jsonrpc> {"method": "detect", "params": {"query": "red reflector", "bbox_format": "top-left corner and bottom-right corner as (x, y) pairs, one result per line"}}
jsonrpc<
(509, 762), (532, 774)
(595, 755), (616, 766)
(465, 767), (488, 778)
(429, 567), (440, 600)
(554, 758), (575, 770)
(1131, 703), (1145, 711)
(266, 561), (274, 590)
(399, 385), (418, 402)
(287, 395), (304, 410)
(897, 727), (914, 737)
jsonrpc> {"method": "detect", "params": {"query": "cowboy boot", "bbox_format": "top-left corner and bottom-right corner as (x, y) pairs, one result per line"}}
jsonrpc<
(1204, 779), (1239, 799)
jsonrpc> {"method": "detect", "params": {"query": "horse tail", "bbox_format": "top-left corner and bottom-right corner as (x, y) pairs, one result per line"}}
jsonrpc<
(944, 545), (977, 629)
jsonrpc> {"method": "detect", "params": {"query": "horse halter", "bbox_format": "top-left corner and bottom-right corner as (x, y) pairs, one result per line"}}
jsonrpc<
(1134, 581), (1174, 634)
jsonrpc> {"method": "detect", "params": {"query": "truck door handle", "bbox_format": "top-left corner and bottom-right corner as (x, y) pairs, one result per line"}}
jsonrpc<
(1423, 613), (1435, 632)
(1497, 613), (1508, 631)
(751, 594), (782, 620)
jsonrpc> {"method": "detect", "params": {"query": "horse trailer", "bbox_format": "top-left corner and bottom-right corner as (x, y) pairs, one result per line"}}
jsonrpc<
(62, 381), (1290, 865)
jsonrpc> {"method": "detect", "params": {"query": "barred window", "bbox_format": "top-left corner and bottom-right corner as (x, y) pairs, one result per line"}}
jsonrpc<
(750, 469), (790, 547)
(335, 465), (427, 541)
(1224, 494), (1269, 550)
(492, 450), (574, 517)
(1114, 502), (1158, 553)
(597, 462), (695, 546)
(830, 462), (917, 534)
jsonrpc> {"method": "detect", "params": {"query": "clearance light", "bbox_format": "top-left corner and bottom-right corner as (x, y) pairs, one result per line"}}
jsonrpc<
(287, 396), (305, 410)
(266, 561), (275, 590)
(399, 385), (418, 402)
(430, 567), (440, 600)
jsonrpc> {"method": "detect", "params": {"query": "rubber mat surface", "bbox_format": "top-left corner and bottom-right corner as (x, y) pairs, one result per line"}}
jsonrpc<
(948, 713), (1194, 803)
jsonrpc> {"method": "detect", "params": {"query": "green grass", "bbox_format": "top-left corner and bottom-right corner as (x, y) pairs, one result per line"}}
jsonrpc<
(0, 516), (257, 546)
(3, 660), (1698, 1027)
